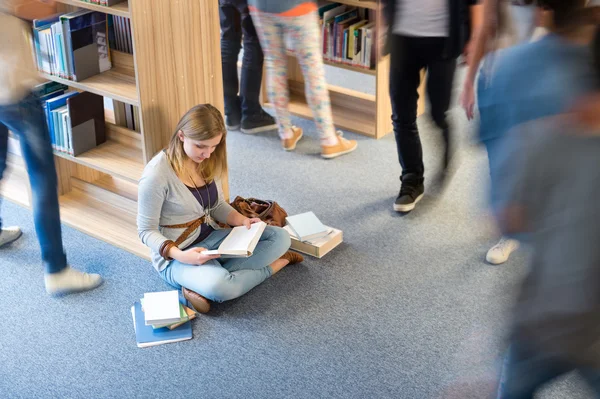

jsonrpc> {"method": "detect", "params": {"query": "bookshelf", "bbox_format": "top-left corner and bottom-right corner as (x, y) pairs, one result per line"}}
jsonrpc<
(0, 0), (225, 260)
(267, 0), (425, 139)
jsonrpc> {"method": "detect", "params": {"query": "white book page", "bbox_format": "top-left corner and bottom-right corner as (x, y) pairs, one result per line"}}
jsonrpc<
(217, 222), (266, 256)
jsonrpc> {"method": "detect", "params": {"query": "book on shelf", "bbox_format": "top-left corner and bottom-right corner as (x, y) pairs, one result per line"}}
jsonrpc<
(202, 222), (267, 258)
(285, 212), (329, 242)
(316, 3), (376, 70)
(33, 9), (114, 82)
(131, 301), (193, 348)
(283, 225), (343, 258)
(39, 84), (106, 156)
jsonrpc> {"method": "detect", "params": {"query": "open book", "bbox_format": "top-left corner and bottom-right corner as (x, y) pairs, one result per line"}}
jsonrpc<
(202, 221), (267, 258)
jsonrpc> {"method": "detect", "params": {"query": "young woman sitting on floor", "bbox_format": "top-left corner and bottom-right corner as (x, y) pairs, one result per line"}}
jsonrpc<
(137, 104), (302, 313)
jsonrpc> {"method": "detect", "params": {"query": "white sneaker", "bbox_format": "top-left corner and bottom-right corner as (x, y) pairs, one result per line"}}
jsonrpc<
(486, 237), (520, 265)
(45, 266), (103, 295)
(0, 226), (22, 247)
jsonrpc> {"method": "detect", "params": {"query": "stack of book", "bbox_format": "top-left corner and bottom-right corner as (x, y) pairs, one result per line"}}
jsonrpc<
(35, 82), (106, 156)
(318, 2), (376, 70)
(32, 10), (112, 82)
(131, 290), (197, 348)
(284, 212), (343, 258)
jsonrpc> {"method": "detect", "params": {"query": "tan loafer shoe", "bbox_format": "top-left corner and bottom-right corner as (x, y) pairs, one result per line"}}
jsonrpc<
(321, 131), (357, 159)
(182, 287), (211, 313)
(282, 127), (303, 151)
(280, 250), (304, 265)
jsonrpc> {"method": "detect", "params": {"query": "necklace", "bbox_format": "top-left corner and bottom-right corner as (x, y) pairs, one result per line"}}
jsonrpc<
(187, 168), (214, 227)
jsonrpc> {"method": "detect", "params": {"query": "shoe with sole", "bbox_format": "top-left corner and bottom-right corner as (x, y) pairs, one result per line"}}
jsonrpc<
(241, 110), (277, 134)
(45, 266), (103, 296)
(321, 131), (358, 159)
(486, 237), (519, 265)
(394, 175), (425, 212)
(280, 250), (304, 265)
(182, 287), (211, 313)
(282, 126), (303, 151)
(225, 114), (241, 131)
(0, 226), (22, 247)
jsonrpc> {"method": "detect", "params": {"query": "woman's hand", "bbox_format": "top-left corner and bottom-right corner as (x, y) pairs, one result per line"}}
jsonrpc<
(242, 217), (262, 229)
(461, 80), (476, 121)
(177, 247), (220, 265)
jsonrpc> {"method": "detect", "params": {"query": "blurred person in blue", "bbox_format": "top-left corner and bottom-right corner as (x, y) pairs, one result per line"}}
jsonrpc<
(471, 0), (592, 265)
(493, 20), (600, 399)
(0, 0), (102, 295)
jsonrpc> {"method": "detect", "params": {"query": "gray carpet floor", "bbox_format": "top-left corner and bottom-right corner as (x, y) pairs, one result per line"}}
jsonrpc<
(0, 68), (594, 398)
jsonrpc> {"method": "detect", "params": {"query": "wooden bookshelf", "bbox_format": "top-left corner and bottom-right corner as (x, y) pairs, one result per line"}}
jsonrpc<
(7, 0), (226, 259)
(0, 154), (31, 209)
(337, 0), (377, 10)
(40, 69), (138, 106)
(54, 0), (130, 18)
(58, 178), (149, 259)
(54, 139), (143, 183)
(285, 50), (376, 76)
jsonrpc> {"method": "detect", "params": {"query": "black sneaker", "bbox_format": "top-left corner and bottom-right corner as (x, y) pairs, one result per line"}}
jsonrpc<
(394, 175), (425, 213)
(241, 110), (277, 134)
(225, 114), (241, 131)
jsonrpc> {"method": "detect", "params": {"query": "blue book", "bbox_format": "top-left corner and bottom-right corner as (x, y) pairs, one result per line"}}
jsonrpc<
(131, 301), (192, 348)
(44, 92), (79, 150)
(285, 212), (330, 242)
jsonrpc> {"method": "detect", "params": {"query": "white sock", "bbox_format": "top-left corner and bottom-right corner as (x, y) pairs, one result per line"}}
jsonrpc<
(45, 266), (103, 295)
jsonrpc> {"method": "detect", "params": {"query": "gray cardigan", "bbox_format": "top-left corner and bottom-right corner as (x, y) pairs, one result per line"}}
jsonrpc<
(137, 151), (235, 272)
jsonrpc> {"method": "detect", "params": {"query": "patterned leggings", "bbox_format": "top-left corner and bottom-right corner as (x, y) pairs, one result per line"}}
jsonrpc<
(250, 10), (337, 143)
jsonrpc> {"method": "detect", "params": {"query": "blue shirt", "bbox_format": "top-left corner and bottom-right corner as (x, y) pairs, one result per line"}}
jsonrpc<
(477, 34), (594, 143)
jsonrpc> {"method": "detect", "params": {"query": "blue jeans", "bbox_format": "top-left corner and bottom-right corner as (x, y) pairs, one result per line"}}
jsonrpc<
(0, 93), (67, 274)
(499, 340), (600, 399)
(159, 226), (290, 303)
(219, 0), (264, 121)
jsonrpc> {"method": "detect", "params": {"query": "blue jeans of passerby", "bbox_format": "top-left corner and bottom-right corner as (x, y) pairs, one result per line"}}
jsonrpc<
(219, 0), (264, 122)
(499, 340), (600, 399)
(0, 93), (67, 274)
(159, 226), (290, 303)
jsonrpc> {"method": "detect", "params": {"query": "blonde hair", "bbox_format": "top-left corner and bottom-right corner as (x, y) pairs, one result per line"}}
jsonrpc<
(166, 104), (227, 183)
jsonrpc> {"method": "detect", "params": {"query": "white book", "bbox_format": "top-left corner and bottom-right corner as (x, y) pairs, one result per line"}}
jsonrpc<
(202, 222), (267, 258)
(143, 290), (181, 326)
(285, 212), (329, 242)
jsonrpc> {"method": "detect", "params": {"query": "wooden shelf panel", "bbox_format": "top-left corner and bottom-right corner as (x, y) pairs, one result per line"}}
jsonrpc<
(59, 179), (149, 260)
(40, 68), (139, 106)
(336, 0), (377, 10)
(286, 50), (376, 76)
(0, 155), (30, 208)
(54, 0), (130, 17)
(272, 91), (376, 137)
(54, 139), (143, 183)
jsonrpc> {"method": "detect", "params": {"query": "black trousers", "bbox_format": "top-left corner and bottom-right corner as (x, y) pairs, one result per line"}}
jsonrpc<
(219, 0), (264, 120)
(389, 35), (457, 180)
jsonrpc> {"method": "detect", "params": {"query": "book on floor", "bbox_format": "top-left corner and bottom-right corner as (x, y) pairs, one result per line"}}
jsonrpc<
(285, 212), (330, 242)
(131, 301), (192, 348)
(142, 290), (181, 326)
(141, 299), (197, 330)
(283, 225), (343, 259)
(202, 221), (267, 258)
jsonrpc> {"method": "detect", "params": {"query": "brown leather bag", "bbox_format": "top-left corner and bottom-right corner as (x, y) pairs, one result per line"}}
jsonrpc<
(230, 196), (288, 227)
